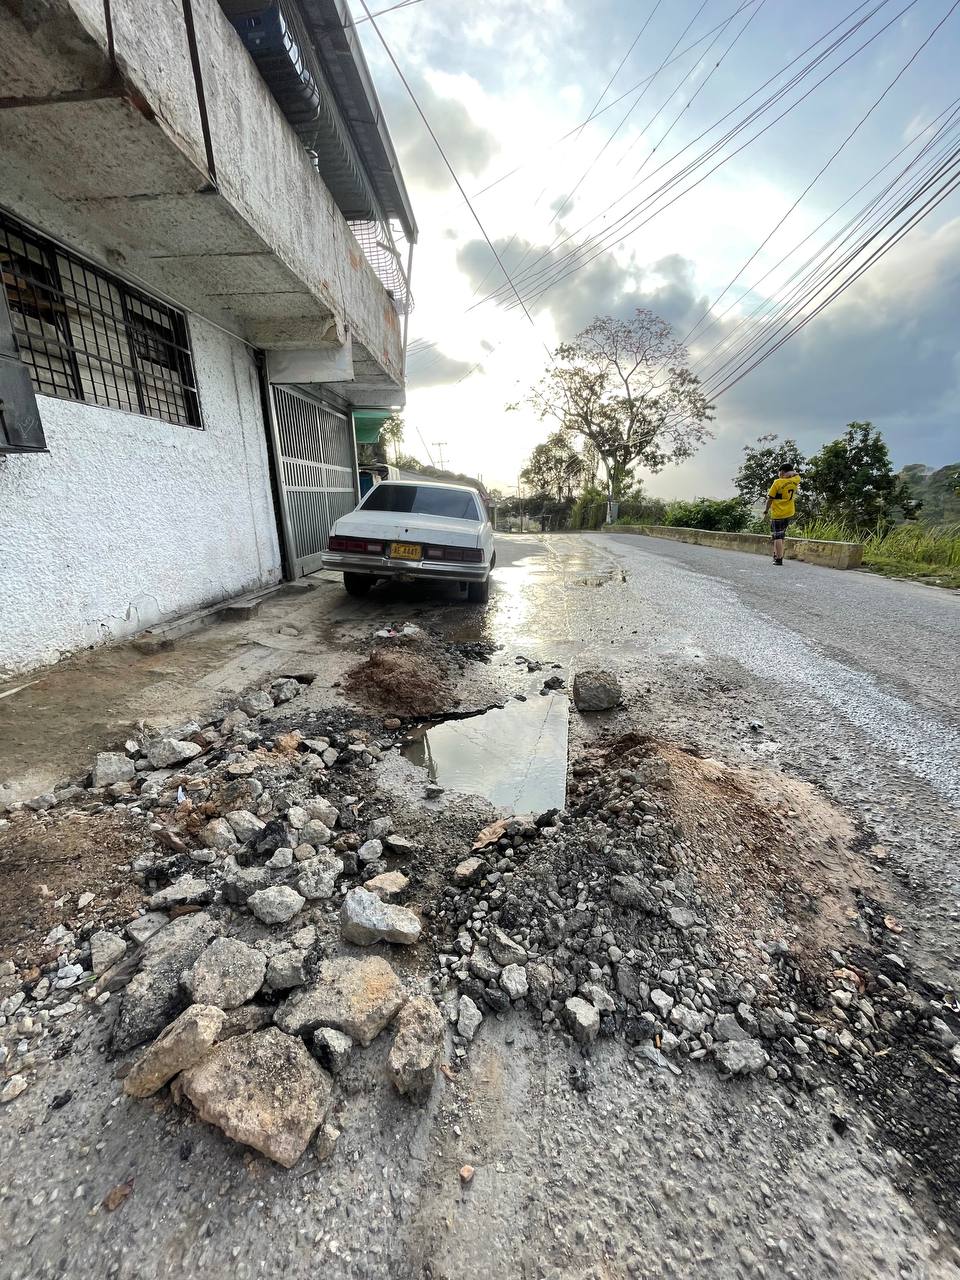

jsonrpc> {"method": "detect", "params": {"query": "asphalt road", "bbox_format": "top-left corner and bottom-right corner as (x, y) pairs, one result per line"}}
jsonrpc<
(483, 531), (960, 981)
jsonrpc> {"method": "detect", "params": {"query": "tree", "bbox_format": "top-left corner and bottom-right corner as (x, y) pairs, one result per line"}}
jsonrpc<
(522, 310), (714, 501)
(806, 421), (921, 528)
(520, 432), (588, 501)
(734, 433), (807, 504)
(379, 415), (405, 466)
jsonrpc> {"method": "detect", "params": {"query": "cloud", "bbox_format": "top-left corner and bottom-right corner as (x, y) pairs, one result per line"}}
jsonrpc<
(456, 236), (710, 339)
(406, 349), (475, 388)
(385, 80), (500, 191)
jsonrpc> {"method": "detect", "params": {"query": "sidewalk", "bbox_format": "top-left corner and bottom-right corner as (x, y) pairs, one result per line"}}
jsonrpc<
(0, 579), (347, 807)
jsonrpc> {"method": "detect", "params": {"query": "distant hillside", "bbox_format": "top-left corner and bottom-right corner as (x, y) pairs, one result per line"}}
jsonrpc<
(899, 463), (960, 522)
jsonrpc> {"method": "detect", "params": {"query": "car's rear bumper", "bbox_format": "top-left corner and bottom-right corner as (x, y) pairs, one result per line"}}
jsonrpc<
(321, 552), (489, 583)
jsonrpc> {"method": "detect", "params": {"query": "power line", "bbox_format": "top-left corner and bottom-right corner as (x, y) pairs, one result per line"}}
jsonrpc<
(691, 98), (960, 382)
(354, 0), (551, 356)
(683, 0), (960, 347)
(701, 142), (960, 393)
(498, 0), (918, 315)
(353, 0), (424, 24)
(471, 0), (893, 312)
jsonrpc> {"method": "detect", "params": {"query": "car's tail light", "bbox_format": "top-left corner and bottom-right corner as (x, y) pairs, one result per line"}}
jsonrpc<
(328, 536), (385, 554)
(423, 544), (484, 563)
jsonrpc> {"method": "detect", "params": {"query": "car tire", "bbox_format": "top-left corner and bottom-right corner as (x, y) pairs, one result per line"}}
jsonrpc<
(467, 577), (490, 604)
(343, 572), (373, 597)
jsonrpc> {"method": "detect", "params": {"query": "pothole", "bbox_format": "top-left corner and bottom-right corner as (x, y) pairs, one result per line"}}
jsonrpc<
(401, 691), (569, 814)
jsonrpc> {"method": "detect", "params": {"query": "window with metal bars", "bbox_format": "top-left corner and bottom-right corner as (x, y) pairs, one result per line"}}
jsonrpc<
(0, 210), (202, 428)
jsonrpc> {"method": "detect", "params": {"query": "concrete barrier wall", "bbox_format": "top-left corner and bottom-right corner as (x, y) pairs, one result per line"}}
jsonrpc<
(607, 525), (864, 569)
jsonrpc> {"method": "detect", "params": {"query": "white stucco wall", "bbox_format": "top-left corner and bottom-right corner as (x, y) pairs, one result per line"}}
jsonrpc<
(0, 317), (281, 675)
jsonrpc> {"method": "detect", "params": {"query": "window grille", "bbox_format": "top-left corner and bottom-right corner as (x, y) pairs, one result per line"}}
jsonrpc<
(0, 210), (202, 428)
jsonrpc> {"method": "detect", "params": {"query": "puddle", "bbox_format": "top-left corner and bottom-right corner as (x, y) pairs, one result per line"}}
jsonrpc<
(401, 692), (569, 815)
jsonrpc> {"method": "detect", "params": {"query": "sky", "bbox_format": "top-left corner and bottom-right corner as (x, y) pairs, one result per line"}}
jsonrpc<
(354, 0), (960, 498)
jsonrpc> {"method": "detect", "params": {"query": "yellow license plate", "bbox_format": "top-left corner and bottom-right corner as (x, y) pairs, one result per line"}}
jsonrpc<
(390, 542), (422, 561)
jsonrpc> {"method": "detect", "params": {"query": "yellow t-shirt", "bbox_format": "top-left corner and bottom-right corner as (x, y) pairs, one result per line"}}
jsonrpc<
(768, 475), (799, 519)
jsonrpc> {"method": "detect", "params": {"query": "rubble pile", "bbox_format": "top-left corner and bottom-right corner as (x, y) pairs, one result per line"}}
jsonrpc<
(432, 736), (960, 1107)
(0, 675), (444, 1163)
(1, 675), (958, 1197)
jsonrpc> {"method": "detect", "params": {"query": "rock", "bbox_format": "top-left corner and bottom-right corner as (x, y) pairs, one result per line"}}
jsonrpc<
(358, 838), (383, 864)
(90, 931), (126, 973)
(296, 853), (344, 900)
(238, 690), (274, 716)
(572, 669), (621, 712)
(146, 738), (203, 769)
(176, 1027), (332, 1168)
(225, 810), (265, 841)
(126, 912), (169, 945)
(312, 1027), (352, 1075)
(363, 871), (409, 901)
(248, 886), (304, 925)
(266, 847), (293, 869)
(714, 1038), (769, 1076)
(366, 816), (393, 840)
(113, 913), (222, 1052)
(271, 678), (301, 703)
(670, 1005), (707, 1036)
(615, 964), (648, 1006)
(487, 926), (527, 967)
(650, 988), (675, 1018)
(468, 950), (501, 984)
(124, 1004), (225, 1098)
(667, 906), (697, 929)
(301, 820), (333, 847)
(460, 1164), (475, 1184)
(713, 1012), (752, 1043)
(202, 818), (236, 851)
(501, 964), (529, 1001)
(305, 798), (339, 829)
(222, 866), (272, 905)
(275, 956), (404, 1046)
(387, 996), (444, 1104)
(453, 857), (485, 885)
(340, 888), (421, 946)
(147, 875), (213, 911)
(184, 938), (267, 1008)
(609, 875), (655, 910)
(581, 981), (615, 1013)
(265, 950), (308, 992)
(564, 997), (600, 1044)
(527, 963), (554, 1011)
(219, 1004), (273, 1039)
(385, 834), (417, 856)
(92, 752), (135, 788)
(457, 994), (483, 1041)
(0, 1075), (28, 1104)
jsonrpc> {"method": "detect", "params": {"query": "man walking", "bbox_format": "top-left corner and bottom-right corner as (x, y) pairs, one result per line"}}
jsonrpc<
(764, 464), (800, 565)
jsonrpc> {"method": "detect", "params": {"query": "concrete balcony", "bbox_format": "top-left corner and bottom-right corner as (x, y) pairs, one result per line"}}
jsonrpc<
(0, 0), (403, 401)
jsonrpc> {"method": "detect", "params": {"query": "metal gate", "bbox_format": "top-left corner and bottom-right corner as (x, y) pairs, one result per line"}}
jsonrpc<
(270, 385), (358, 576)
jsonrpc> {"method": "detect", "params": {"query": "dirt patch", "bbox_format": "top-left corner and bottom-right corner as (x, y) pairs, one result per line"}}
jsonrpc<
(651, 741), (886, 970)
(345, 645), (454, 718)
(0, 810), (148, 965)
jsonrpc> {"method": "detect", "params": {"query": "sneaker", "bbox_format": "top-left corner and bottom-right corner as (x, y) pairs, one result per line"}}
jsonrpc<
(773, 557), (783, 565)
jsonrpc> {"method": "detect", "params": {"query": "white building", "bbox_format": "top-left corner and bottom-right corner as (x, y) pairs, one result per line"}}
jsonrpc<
(0, 0), (415, 674)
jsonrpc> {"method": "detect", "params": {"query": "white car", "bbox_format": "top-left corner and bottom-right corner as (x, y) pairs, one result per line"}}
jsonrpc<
(322, 480), (496, 603)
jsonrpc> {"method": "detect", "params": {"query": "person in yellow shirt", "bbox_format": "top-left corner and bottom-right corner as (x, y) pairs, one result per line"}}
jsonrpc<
(763, 465), (800, 566)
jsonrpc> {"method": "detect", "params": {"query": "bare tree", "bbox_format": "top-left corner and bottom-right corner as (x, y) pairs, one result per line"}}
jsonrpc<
(523, 310), (714, 503)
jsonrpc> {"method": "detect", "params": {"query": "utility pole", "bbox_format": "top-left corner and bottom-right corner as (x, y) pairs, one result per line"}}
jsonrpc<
(517, 476), (524, 533)
(433, 441), (447, 471)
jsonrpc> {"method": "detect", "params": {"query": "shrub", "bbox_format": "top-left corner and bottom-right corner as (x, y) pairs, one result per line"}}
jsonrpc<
(661, 497), (752, 532)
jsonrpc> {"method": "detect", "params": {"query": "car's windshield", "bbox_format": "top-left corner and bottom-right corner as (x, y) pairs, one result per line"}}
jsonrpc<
(360, 484), (481, 521)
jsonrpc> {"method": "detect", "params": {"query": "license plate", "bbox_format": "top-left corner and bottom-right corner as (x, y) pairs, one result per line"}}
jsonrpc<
(390, 542), (422, 561)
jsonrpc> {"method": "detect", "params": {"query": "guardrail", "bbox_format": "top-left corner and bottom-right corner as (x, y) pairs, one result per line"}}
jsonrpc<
(605, 524), (864, 569)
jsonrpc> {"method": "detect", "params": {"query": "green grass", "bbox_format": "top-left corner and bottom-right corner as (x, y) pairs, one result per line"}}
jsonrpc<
(789, 518), (960, 587)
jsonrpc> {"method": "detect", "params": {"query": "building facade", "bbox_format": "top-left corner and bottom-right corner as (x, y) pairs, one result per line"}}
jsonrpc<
(0, 0), (415, 674)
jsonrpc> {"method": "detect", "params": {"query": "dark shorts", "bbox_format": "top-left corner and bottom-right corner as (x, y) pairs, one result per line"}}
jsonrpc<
(770, 518), (790, 540)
